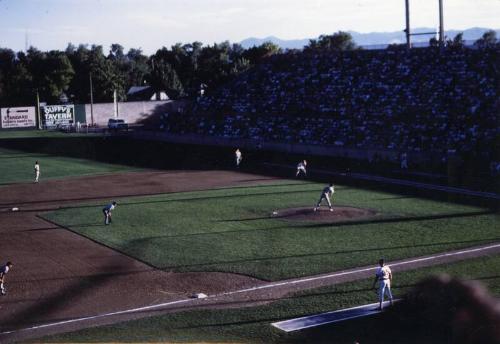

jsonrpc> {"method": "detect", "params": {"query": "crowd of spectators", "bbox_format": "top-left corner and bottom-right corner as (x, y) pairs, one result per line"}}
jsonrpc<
(165, 46), (499, 171)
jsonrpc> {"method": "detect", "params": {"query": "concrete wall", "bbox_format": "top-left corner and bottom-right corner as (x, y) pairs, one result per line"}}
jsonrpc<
(84, 100), (181, 126)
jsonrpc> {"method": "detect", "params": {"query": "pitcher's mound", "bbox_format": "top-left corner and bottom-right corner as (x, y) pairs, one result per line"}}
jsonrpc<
(273, 206), (377, 223)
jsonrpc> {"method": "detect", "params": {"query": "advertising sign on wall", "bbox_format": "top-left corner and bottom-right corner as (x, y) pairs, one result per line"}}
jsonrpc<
(41, 105), (74, 128)
(0, 107), (36, 128)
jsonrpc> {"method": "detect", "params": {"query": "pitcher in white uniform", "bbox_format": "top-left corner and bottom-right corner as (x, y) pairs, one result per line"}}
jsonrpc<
(314, 183), (334, 212)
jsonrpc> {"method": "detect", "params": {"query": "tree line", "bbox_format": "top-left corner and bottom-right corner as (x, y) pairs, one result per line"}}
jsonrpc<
(0, 39), (283, 107)
(0, 30), (497, 107)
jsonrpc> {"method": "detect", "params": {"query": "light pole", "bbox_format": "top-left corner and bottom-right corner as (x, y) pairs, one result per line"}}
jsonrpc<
(404, 0), (445, 48)
(36, 89), (42, 130)
(439, 0), (444, 45)
(89, 72), (94, 126)
(404, 0), (411, 48)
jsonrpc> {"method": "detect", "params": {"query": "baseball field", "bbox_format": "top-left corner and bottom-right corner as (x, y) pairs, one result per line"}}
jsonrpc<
(0, 131), (498, 343)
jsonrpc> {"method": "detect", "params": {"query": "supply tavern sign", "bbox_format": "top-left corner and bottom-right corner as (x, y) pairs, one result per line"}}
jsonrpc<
(41, 105), (74, 128)
(1, 107), (36, 128)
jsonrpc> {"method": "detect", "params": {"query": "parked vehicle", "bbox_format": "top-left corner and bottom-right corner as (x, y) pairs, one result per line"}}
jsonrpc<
(108, 118), (128, 131)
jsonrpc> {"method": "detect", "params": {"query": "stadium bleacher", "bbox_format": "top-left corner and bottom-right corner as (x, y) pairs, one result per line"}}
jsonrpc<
(164, 46), (499, 175)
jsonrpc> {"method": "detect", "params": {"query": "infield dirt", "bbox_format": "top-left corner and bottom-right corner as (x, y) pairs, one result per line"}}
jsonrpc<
(0, 171), (277, 340)
(1, 170), (499, 343)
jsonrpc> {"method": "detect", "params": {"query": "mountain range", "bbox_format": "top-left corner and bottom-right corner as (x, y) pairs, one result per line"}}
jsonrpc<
(240, 27), (500, 49)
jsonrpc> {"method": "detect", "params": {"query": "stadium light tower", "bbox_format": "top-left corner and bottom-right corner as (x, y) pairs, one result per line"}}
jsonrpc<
(404, 0), (445, 48)
(404, 0), (411, 48)
(439, 0), (444, 43)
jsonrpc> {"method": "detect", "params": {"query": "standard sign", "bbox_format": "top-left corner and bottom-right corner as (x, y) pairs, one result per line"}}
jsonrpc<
(41, 105), (74, 128)
(1, 107), (36, 128)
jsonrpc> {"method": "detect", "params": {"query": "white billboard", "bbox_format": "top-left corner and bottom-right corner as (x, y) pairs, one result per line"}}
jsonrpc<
(41, 105), (74, 128)
(1, 107), (37, 128)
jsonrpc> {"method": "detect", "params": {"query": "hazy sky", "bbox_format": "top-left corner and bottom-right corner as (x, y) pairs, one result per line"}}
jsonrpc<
(1, 0), (499, 54)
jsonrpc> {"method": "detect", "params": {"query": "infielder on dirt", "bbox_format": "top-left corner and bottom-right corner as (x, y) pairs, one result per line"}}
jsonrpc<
(296, 160), (307, 177)
(102, 201), (117, 225)
(314, 183), (334, 212)
(372, 258), (394, 310)
(0, 261), (13, 295)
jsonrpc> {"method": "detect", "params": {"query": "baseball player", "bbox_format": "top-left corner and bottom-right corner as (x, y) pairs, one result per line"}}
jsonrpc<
(296, 160), (307, 177)
(400, 152), (408, 170)
(235, 149), (242, 168)
(314, 183), (335, 212)
(0, 261), (13, 295)
(372, 258), (394, 310)
(34, 161), (40, 183)
(102, 201), (117, 225)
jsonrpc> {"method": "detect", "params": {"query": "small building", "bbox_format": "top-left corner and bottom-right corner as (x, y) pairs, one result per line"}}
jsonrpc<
(126, 86), (169, 101)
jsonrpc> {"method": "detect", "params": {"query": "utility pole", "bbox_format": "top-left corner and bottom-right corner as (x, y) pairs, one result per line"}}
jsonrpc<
(113, 89), (118, 118)
(36, 89), (41, 130)
(89, 72), (94, 126)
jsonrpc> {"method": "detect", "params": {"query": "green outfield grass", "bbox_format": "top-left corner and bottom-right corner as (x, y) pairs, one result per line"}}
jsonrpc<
(42, 182), (499, 280)
(0, 147), (140, 184)
(37, 254), (500, 344)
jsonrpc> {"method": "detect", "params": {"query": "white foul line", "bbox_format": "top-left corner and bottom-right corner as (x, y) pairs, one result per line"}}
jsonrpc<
(217, 242), (500, 296)
(2, 242), (500, 336)
(0, 299), (193, 335)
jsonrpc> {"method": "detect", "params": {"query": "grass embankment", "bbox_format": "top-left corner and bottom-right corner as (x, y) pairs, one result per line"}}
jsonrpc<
(38, 254), (500, 343)
(43, 182), (499, 280)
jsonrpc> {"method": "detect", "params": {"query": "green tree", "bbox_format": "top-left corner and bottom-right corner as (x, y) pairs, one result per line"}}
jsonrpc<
(88, 45), (126, 102)
(43, 51), (74, 102)
(305, 31), (358, 52)
(150, 46), (186, 98)
(20, 47), (74, 104)
(474, 30), (498, 49)
(446, 33), (465, 49)
(242, 41), (281, 64)
(65, 44), (92, 103)
(429, 37), (440, 48)
(109, 43), (125, 61)
(126, 48), (150, 88)
(0, 48), (18, 106)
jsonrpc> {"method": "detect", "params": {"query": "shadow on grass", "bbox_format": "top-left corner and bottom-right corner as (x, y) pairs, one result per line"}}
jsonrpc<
(116, 209), (494, 240)
(471, 275), (500, 282)
(67, 222), (106, 228)
(0, 264), (131, 333)
(372, 195), (416, 201)
(0, 221), (158, 337)
(0, 154), (49, 159)
(21, 226), (60, 232)
(303, 209), (495, 229)
(160, 236), (500, 270)
(0, 186), (317, 208)
(150, 286), (416, 330)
